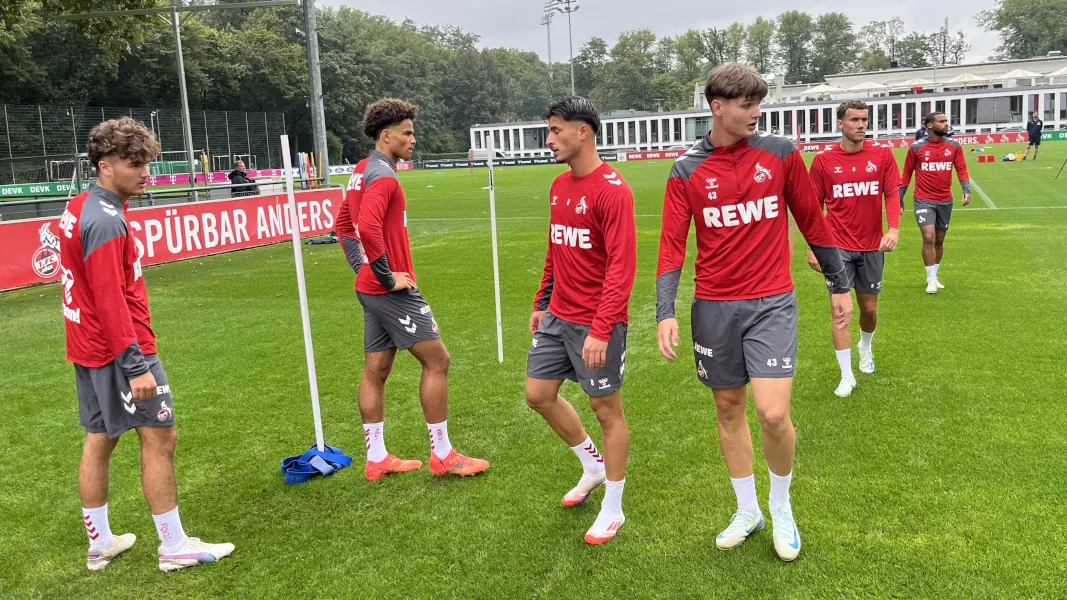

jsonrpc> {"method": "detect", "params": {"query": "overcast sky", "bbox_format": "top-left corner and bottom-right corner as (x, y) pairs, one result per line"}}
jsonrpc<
(322, 0), (1002, 69)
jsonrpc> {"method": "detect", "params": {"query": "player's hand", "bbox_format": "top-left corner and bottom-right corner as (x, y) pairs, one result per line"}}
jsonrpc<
(129, 371), (158, 401)
(390, 272), (414, 291)
(880, 228), (899, 252)
(529, 311), (545, 336)
(830, 293), (853, 331)
(961, 193), (972, 207)
(657, 318), (680, 361)
(582, 335), (608, 370)
(806, 249), (821, 272)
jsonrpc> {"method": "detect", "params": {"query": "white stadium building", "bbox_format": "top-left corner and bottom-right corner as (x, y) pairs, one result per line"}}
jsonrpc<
(469, 53), (1067, 158)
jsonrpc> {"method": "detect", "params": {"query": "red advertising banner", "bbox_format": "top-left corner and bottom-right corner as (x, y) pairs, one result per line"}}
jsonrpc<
(625, 150), (685, 161)
(1, 188), (343, 291)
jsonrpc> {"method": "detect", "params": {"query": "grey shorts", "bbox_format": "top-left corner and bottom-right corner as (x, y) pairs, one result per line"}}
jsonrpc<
(526, 311), (627, 397)
(76, 354), (174, 439)
(357, 288), (441, 353)
(914, 199), (952, 231)
(842, 249), (884, 295)
(691, 291), (798, 389)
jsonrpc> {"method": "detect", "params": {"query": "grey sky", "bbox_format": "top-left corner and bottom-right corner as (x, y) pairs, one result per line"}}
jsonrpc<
(323, 0), (1002, 73)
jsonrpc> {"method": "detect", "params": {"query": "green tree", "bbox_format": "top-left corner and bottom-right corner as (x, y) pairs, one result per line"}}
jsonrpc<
(811, 13), (858, 80)
(745, 17), (776, 74)
(979, 0), (1067, 59)
(775, 10), (815, 83)
(896, 32), (932, 68)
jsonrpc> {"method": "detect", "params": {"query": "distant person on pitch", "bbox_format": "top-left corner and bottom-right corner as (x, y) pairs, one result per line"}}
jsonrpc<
(525, 97), (637, 545)
(899, 112), (971, 294)
(807, 99), (901, 397)
(334, 98), (489, 480)
(1023, 112), (1043, 161)
(61, 117), (233, 572)
(227, 160), (257, 196)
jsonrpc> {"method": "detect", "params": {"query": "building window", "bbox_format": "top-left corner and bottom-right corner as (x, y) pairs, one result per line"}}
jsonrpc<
(673, 118), (682, 141)
(1044, 93), (1055, 121)
(771, 112), (780, 134)
(606, 123), (615, 145)
(617, 122), (625, 145)
(1010, 95), (1023, 122)
(906, 103), (916, 129)
(822, 107), (832, 133)
(950, 100), (961, 126)
(759, 113), (767, 132)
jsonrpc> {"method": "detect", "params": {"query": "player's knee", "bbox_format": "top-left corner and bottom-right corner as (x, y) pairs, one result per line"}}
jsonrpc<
(426, 348), (450, 376)
(590, 395), (623, 426)
(524, 388), (553, 411)
(933, 238), (945, 250)
(364, 362), (392, 384)
(921, 232), (936, 245)
(714, 396), (746, 422)
(756, 406), (791, 434)
(145, 427), (178, 456)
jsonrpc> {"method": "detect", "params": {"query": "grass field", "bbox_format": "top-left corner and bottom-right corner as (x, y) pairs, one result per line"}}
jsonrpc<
(2, 143), (1067, 599)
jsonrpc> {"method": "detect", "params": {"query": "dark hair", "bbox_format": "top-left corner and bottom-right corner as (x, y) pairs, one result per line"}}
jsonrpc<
(705, 63), (768, 105)
(544, 96), (601, 134)
(363, 98), (419, 140)
(86, 117), (160, 168)
(924, 112), (945, 128)
(837, 99), (868, 120)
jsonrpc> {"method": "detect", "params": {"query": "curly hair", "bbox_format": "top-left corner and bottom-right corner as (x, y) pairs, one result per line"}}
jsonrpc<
(86, 116), (161, 167)
(363, 98), (419, 140)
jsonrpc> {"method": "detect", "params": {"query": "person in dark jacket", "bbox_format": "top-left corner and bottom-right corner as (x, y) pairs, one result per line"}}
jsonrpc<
(227, 161), (257, 196)
(1024, 112), (1044, 161)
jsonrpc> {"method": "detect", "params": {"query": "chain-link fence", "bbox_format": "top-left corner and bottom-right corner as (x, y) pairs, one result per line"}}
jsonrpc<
(0, 104), (287, 187)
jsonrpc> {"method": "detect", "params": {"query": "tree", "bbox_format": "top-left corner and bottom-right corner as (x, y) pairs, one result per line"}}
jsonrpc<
(653, 36), (676, 75)
(811, 13), (858, 80)
(724, 22), (747, 63)
(574, 36), (609, 97)
(775, 11), (815, 83)
(895, 32), (931, 68)
(858, 18), (903, 70)
(927, 26), (971, 65)
(979, 0), (1067, 59)
(745, 17), (776, 74)
(673, 29), (707, 81)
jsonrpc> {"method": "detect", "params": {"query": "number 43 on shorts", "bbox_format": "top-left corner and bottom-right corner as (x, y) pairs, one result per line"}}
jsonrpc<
(767, 357), (793, 368)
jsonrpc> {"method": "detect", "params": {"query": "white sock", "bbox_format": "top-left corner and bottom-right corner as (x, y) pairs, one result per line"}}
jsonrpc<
(859, 330), (875, 350)
(602, 478), (625, 515)
(769, 469), (793, 507)
(82, 504), (114, 550)
(933, 263), (941, 279)
(836, 348), (854, 379)
(363, 422), (387, 463)
(152, 507), (188, 554)
(571, 436), (605, 474)
(427, 420), (453, 460)
(925, 265), (937, 283)
(730, 475), (760, 513)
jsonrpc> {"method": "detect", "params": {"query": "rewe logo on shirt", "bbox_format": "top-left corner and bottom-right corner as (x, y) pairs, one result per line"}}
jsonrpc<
(702, 195), (779, 228)
(550, 223), (593, 249)
(920, 162), (954, 172)
(832, 181), (881, 198)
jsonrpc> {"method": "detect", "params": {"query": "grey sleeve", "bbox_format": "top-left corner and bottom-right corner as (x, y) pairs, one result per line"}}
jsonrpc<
(959, 180), (971, 195)
(535, 277), (553, 311)
(656, 269), (682, 322)
(369, 255), (395, 290)
(116, 342), (150, 379)
(809, 243), (851, 294)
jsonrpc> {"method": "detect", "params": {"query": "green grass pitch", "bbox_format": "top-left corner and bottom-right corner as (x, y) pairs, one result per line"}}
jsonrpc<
(2, 144), (1066, 598)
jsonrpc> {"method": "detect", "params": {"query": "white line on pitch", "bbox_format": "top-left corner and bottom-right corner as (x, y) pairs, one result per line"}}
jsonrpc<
(970, 179), (998, 209)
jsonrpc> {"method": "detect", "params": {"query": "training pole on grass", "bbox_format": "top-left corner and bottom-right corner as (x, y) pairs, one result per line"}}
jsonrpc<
(278, 135), (351, 484)
(1056, 156), (1067, 180)
(487, 137), (505, 363)
(282, 135), (325, 451)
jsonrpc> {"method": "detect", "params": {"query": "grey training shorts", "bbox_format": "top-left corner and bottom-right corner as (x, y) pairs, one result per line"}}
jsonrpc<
(842, 249), (884, 295)
(76, 353), (174, 439)
(527, 311), (627, 397)
(914, 199), (953, 231)
(357, 287), (441, 353)
(691, 291), (798, 389)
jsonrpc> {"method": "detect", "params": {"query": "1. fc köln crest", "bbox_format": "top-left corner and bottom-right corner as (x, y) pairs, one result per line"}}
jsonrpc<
(31, 223), (61, 279)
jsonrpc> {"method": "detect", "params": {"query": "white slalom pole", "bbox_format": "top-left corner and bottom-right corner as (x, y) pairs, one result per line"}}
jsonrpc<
(281, 135), (325, 452)
(487, 137), (505, 363)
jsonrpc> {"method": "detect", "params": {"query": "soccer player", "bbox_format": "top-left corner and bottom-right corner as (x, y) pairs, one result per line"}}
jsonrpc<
(656, 63), (852, 562)
(808, 100), (901, 397)
(899, 112), (971, 294)
(335, 98), (489, 480)
(525, 97), (637, 545)
(1023, 111), (1043, 161)
(60, 117), (233, 572)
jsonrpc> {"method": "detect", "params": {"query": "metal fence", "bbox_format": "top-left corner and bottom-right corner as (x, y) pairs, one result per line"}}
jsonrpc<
(0, 104), (287, 186)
